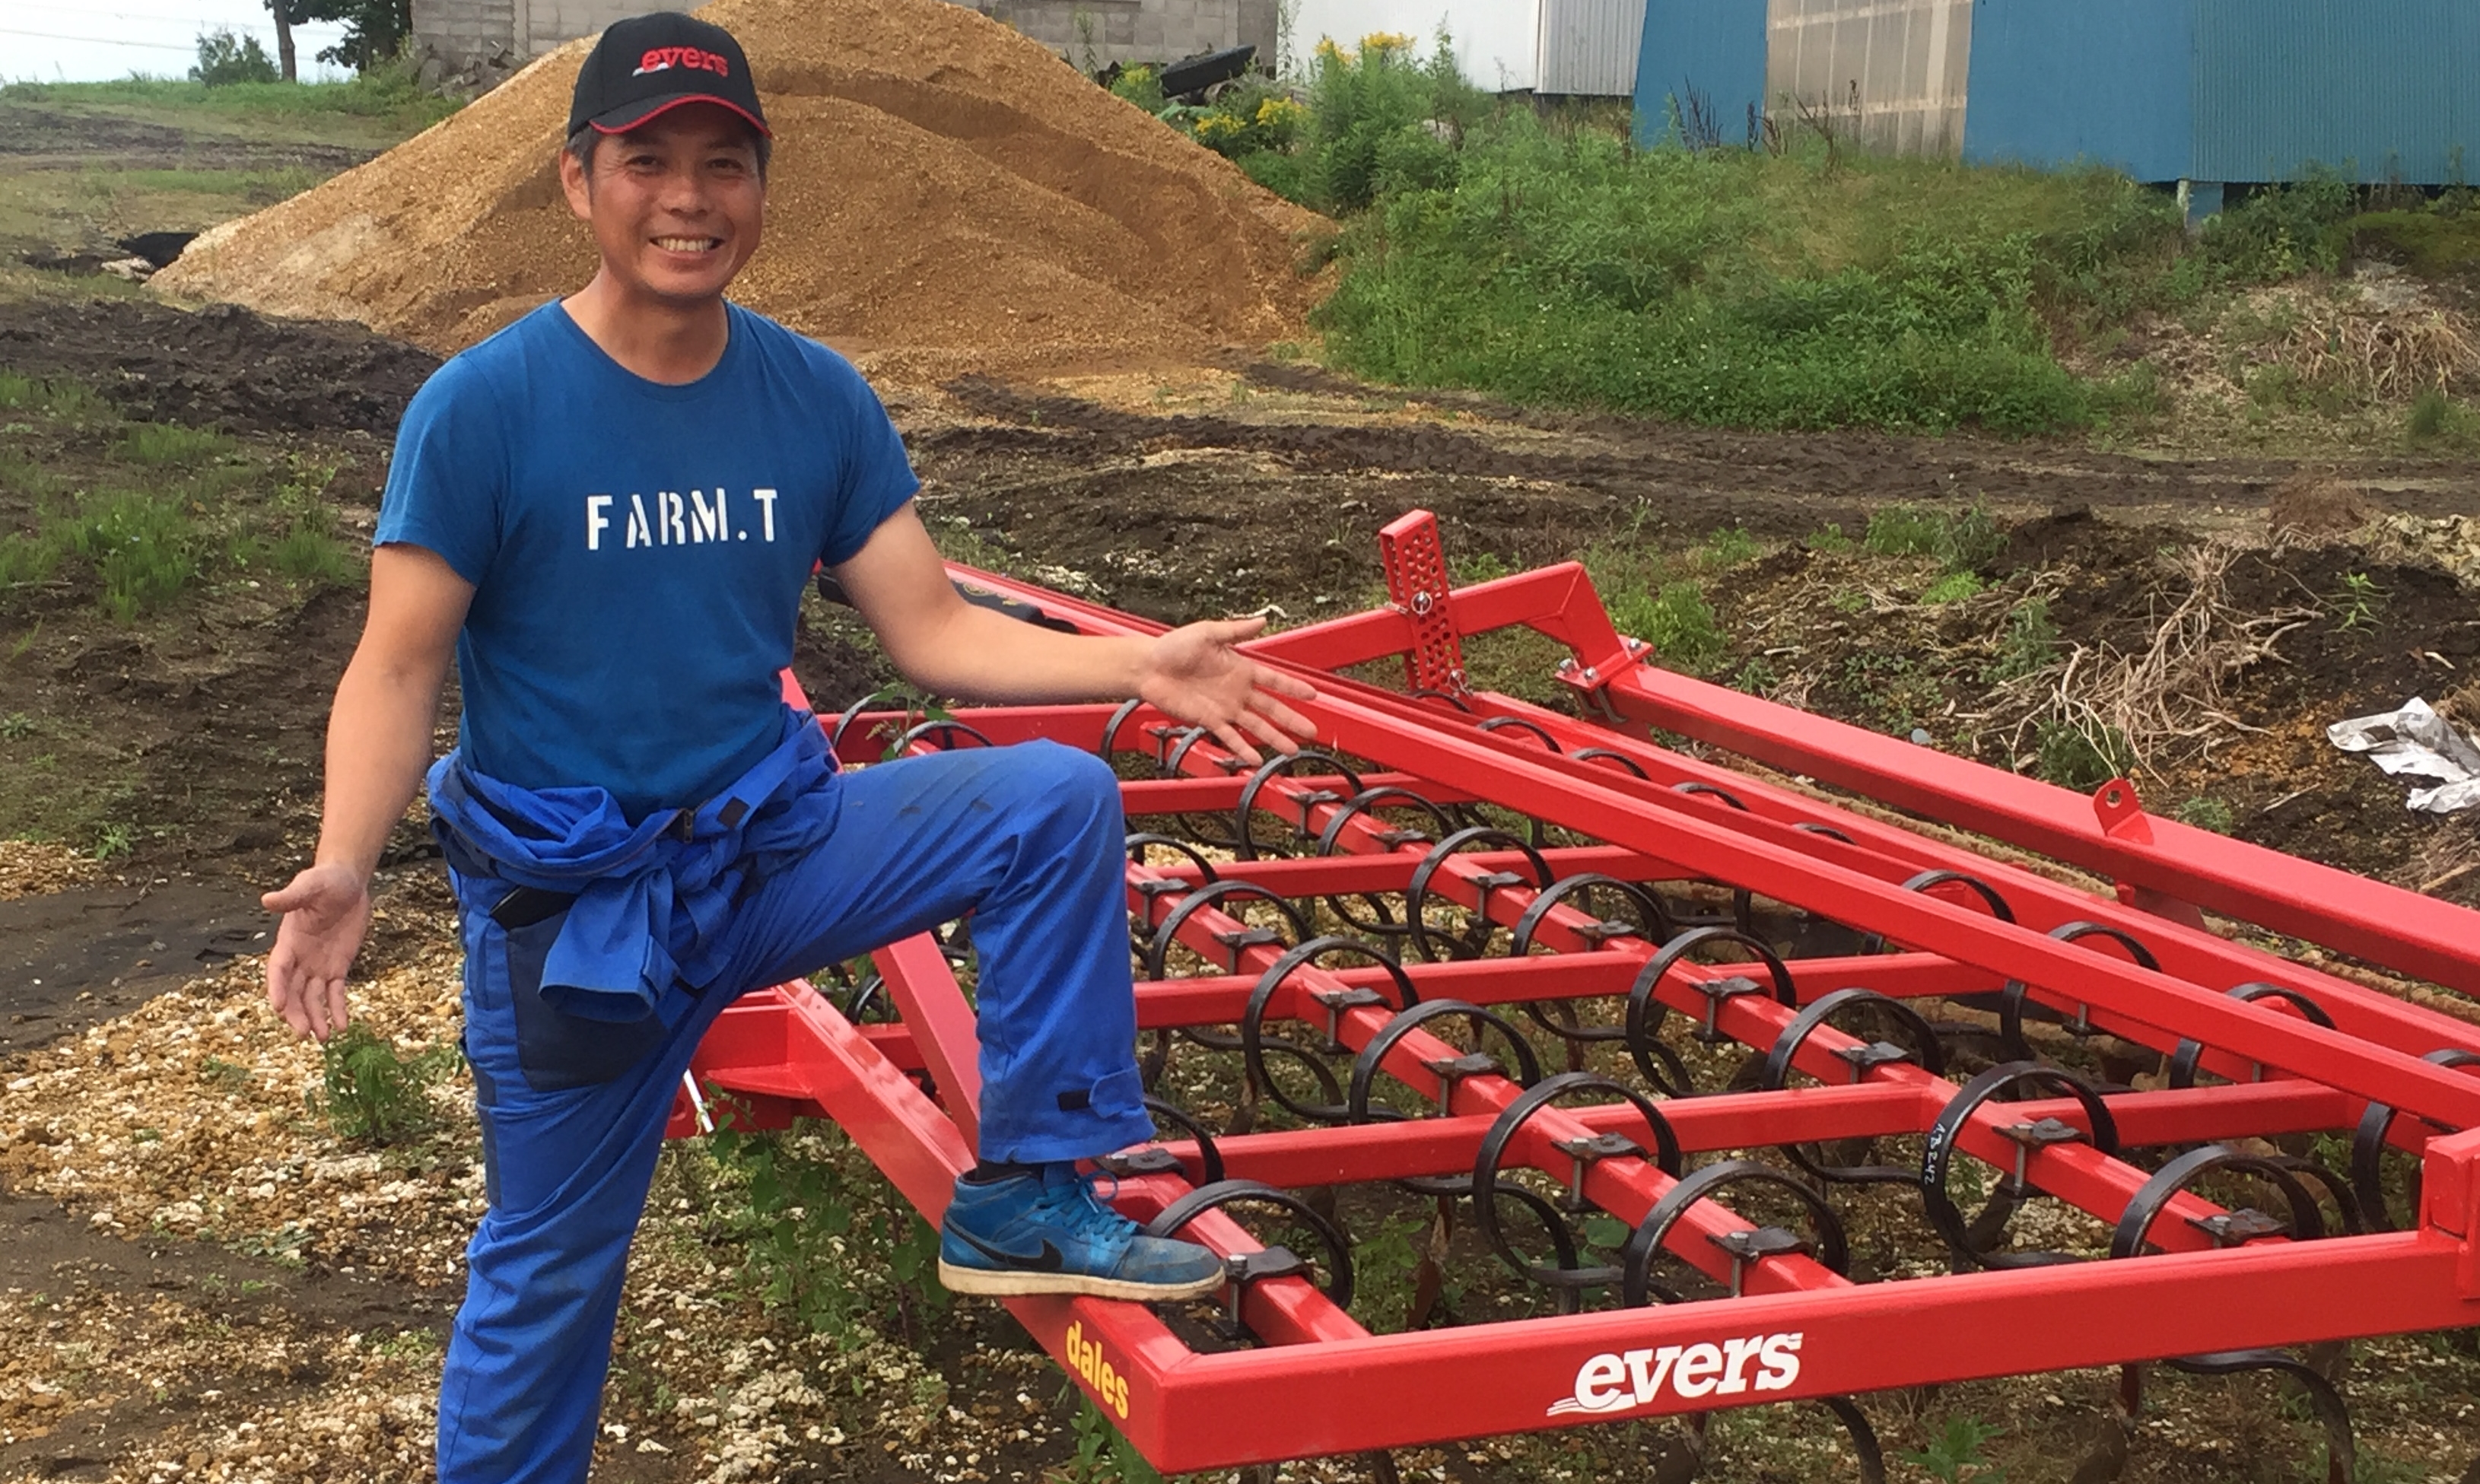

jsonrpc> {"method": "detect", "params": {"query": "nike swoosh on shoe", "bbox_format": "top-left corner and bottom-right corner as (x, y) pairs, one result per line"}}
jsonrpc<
(950, 1227), (1066, 1271)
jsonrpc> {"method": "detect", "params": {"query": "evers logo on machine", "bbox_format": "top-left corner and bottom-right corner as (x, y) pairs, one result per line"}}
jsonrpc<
(1063, 1322), (1130, 1419)
(632, 46), (730, 77)
(1547, 1333), (1803, 1418)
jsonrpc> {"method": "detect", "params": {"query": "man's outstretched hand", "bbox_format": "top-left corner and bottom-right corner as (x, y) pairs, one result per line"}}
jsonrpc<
(261, 862), (372, 1041)
(1138, 615), (1319, 766)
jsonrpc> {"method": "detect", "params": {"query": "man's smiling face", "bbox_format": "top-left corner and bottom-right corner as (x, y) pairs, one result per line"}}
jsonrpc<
(561, 102), (765, 310)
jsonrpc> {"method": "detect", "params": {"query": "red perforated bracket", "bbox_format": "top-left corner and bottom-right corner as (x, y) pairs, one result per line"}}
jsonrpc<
(2094, 777), (2154, 844)
(1378, 510), (1467, 698)
(2097, 780), (2210, 929)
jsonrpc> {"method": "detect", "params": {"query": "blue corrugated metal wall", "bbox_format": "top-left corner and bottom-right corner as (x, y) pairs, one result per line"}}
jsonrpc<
(1631, 0), (1766, 149)
(1962, 0), (2193, 182)
(2195, 0), (2474, 183)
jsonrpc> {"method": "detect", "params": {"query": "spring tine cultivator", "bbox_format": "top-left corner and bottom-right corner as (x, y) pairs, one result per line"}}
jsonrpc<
(670, 512), (2480, 1476)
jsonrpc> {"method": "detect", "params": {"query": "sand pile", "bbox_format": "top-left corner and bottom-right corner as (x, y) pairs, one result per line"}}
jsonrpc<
(153, 0), (1325, 377)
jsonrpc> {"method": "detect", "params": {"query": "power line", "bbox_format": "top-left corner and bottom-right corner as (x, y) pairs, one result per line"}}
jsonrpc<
(12, 3), (342, 28)
(0, 25), (198, 50)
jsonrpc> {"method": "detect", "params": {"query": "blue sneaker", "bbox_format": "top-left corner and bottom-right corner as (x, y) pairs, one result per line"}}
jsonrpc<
(939, 1165), (1226, 1301)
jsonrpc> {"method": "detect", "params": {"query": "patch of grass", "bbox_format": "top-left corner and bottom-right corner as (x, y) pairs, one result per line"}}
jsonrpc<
(1313, 110), (2204, 433)
(2405, 387), (2480, 446)
(0, 520), (71, 594)
(1610, 578), (1725, 673)
(2353, 207), (2480, 278)
(118, 423), (236, 467)
(1865, 504), (2002, 572)
(66, 491), (199, 621)
(263, 523), (360, 586)
(0, 70), (459, 133)
(1804, 523), (1854, 554)
(0, 373), (112, 424)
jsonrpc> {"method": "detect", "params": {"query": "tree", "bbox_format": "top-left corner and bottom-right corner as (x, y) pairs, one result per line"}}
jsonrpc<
(192, 27), (281, 86)
(265, 0), (315, 81)
(297, 0), (412, 72)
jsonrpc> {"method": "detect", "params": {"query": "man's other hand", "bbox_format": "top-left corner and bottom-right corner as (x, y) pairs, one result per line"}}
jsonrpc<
(1139, 615), (1319, 767)
(261, 863), (373, 1041)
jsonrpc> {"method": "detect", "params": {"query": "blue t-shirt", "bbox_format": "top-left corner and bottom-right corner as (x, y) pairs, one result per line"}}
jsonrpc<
(376, 300), (917, 819)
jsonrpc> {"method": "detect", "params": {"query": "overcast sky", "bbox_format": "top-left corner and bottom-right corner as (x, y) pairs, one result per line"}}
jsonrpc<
(1292, 0), (1540, 91)
(3, 1), (355, 83)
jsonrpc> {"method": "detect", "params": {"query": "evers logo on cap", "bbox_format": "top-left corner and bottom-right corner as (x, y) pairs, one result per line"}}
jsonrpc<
(632, 46), (730, 78)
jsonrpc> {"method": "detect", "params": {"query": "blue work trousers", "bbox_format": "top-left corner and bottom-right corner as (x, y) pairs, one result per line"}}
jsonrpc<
(434, 740), (1150, 1484)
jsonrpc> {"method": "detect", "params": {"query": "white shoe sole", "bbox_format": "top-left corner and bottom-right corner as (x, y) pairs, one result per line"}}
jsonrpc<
(936, 1259), (1224, 1302)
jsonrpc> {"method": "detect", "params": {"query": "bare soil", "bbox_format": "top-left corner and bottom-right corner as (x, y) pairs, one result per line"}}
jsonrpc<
(4, 293), (2479, 1483)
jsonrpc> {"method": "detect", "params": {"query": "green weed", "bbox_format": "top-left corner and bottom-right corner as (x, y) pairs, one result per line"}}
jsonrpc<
(2196, 172), (2359, 284)
(1905, 1415), (2008, 1482)
(1922, 571), (1983, 604)
(2331, 570), (2385, 632)
(1865, 506), (1948, 558)
(367, 1327), (442, 1360)
(2409, 387), (2452, 439)
(1983, 598), (2060, 683)
(2033, 717), (2134, 790)
(1060, 1392), (1165, 1483)
(2174, 796), (2235, 834)
(1610, 579), (1725, 673)
(313, 1025), (461, 1146)
(1294, 30), (1483, 214)
(91, 821), (132, 860)
(1730, 655), (1781, 694)
(198, 1056), (253, 1091)
(0, 713), (32, 740)
(1698, 525), (1760, 567)
(1804, 524), (1854, 554)
(704, 1113), (949, 1349)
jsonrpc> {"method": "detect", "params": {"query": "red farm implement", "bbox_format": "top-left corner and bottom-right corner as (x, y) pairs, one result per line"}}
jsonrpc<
(674, 511), (2480, 1479)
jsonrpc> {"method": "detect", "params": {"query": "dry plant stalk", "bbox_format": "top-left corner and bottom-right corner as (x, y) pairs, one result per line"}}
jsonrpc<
(2278, 303), (2480, 399)
(1996, 541), (2315, 777)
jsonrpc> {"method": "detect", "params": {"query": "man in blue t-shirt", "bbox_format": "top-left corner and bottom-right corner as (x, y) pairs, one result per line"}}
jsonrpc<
(256, 13), (1316, 1482)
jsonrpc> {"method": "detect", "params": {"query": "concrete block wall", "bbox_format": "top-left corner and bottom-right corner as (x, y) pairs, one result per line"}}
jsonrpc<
(972, 0), (1276, 71)
(415, 0), (1272, 91)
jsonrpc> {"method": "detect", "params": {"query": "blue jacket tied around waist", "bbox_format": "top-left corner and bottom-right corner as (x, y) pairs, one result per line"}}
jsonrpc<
(426, 704), (843, 1022)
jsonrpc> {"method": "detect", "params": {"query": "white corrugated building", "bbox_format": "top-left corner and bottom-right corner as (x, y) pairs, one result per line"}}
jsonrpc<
(1296, 0), (1647, 95)
(412, 0), (1276, 94)
(1534, 0), (1647, 97)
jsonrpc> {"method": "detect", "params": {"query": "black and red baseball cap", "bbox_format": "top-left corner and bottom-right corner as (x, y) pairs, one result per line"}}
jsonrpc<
(568, 11), (771, 139)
